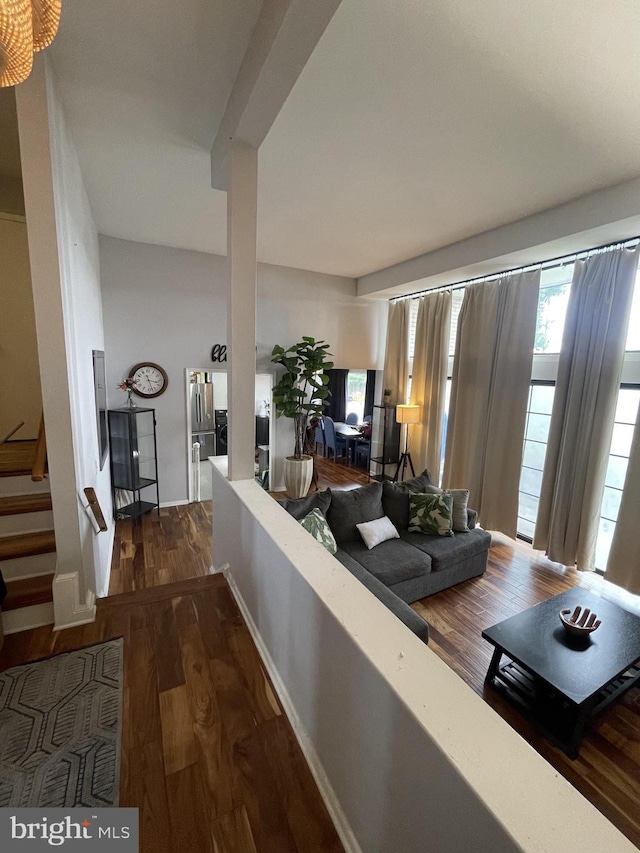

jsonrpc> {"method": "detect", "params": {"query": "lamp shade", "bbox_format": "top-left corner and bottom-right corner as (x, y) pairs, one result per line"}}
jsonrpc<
(396, 404), (420, 425)
(32, 0), (60, 52)
(0, 0), (33, 88)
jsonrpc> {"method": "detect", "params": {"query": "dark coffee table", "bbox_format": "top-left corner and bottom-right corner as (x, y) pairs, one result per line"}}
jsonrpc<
(482, 587), (640, 758)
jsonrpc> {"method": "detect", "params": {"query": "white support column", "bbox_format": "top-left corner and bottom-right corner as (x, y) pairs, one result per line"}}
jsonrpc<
(227, 143), (258, 481)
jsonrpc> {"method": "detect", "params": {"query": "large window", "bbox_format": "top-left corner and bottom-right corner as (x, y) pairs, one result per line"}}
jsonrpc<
(517, 383), (555, 540)
(594, 387), (640, 569)
(346, 370), (367, 422)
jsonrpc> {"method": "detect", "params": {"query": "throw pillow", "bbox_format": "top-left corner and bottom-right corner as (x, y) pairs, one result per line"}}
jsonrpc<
(356, 515), (400, 550)
(300, 508), (338, 555)
(279, 489), (331, 521)
(327, 482), (384, 545)
(408, 493), (454, 537)
(421, 485), (470, 532)
(381, 469), (436, 531)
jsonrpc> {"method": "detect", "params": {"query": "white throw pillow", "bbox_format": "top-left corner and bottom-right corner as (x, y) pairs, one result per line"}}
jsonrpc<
(356, 515), (400, 550)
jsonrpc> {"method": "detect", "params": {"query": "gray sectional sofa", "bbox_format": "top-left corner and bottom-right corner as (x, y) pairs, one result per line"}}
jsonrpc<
(279, 470), (492, 644)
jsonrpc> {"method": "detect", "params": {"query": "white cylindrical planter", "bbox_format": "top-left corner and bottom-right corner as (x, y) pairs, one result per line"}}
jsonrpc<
(283, 456), (313, 499)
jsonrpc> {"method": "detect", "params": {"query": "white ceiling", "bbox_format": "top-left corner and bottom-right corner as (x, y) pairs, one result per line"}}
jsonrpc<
(48, 0), (640, 279)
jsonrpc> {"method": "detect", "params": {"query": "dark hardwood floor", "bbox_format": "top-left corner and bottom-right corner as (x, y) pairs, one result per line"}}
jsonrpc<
(0, 575), (344, 853)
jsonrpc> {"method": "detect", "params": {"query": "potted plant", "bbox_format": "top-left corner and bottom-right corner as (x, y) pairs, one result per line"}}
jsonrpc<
(271, 337), (333, 497)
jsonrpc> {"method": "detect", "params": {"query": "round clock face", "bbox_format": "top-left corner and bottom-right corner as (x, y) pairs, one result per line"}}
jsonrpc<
(129, 362), (168, 398)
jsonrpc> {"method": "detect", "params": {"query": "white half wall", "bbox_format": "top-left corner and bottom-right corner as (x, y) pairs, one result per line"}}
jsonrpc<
(211, 464), (635, 853)
(100, 236), (387, 501)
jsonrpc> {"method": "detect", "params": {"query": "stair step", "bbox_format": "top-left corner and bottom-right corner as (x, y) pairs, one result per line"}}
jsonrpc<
(0, 530), (56, 561)
(0, 440), (36, 478)
(0, 512), (54, 537)
(1, 601), (55, 634)
(3, 573), (54, 611)
(0, 475), (51, 497)
(0, 493), (52, 516)
(1, 550), (57, 581)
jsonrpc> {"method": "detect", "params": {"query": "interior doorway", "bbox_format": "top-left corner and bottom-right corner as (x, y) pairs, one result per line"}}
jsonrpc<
(185, 369), (273, 501)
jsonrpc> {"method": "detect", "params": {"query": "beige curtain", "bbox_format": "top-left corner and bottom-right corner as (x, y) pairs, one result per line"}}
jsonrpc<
(443, 271), (539, 536)
(606, 414), (640, 593)
(408, 291), (452, 479)
(534, 246), (640, 570)
(383, 300), (410, 406)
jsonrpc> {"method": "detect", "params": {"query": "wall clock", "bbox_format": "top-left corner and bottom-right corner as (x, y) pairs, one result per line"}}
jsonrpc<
(128, 362), (168, 398)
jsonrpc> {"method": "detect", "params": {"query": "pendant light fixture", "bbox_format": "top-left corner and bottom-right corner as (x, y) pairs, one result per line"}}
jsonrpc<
(0, 0), (61, 88)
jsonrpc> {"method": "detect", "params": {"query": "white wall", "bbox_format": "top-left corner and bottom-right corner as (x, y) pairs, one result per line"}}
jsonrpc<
(100, 236), (387, 501)
(212, 466), (636, 853)
(0, 217), (42, 439)
(16, 57), (114, 609)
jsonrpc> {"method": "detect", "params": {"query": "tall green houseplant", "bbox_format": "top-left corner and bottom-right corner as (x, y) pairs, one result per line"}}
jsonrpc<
(271, 337), (333, 458)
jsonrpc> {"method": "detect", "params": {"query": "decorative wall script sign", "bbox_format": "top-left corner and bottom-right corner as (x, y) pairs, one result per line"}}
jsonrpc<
(211, 344), (228, 363)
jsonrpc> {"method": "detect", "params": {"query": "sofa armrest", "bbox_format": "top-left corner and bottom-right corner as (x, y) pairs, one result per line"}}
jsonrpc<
(466, 509), (477, 529)
(334, 550), (429, 644)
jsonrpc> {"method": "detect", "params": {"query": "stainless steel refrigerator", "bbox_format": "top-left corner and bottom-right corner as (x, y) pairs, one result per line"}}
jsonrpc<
(190, 375), (215, 460)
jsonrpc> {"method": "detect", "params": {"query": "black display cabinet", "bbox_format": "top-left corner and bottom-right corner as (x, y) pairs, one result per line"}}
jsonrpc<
(108, 407), (159, 520)
(370, 404), (400, 482)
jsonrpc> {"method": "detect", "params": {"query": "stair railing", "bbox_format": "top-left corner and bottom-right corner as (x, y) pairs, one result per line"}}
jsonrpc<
(0, 421), (25, 446)
(31, 414), (47, 482)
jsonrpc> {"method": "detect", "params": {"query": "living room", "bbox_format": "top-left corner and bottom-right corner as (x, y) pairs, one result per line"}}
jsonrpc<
(2, 1), (640, 851)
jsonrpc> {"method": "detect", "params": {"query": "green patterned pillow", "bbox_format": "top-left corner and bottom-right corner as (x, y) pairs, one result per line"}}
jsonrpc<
(408, 493), (454, 537)
(300, 508), (338, 554)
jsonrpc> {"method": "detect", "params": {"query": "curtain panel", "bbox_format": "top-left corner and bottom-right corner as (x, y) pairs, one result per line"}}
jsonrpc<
(408, 291), (452, 480)
(443, 271), (539, 536)
(325, 369), (347, 423)
(534, 245), (640, 571)
(383, 300), (410, 406)
(364, 370), (376, 418)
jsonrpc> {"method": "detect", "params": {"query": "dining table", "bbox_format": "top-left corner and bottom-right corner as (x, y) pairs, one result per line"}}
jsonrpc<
(334, 422), (365, 466)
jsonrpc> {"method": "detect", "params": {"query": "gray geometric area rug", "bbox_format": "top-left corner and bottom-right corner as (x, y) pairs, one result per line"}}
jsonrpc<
(0, 639), (123, 808)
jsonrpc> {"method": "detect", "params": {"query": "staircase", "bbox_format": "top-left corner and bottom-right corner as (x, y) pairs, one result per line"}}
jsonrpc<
(0, 440), (55, 635)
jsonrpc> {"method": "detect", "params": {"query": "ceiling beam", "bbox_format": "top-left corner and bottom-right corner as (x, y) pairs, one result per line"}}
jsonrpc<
(357, 177), (640, 298)
(210, 0), (342, 190)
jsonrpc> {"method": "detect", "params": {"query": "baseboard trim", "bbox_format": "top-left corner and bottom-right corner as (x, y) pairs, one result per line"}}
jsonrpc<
(225, 569), (362, 853)
(159, 499), (190, 508)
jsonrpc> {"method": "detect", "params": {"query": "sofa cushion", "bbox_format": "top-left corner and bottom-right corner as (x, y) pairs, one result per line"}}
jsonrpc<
(382, 470), (436, 530)
(278, 489), (331, 521)
(356, 515), (400, 550)
(300, 508), (337, 554)
(327, 482), (384, 544)
(421, 485), (470, 532)
(400, 527), (491, 571)
(408, 493), (454, 537)
(339, 537), (431, 586)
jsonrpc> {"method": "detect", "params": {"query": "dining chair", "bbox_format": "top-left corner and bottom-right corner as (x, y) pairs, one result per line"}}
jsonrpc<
(324, 416), (347, 462)
(314, 419), (326, 456)
(345, 412), (358, 425)
(355, 438), (371, 470)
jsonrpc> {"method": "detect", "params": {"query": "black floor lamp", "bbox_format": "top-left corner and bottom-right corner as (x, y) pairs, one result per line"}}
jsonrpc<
(393, 404), (420, 482)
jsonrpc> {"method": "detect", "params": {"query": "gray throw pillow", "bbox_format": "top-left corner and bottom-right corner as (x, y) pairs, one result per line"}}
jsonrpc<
(300, 508), (338, 554)
(408, 493), (454, 537)
(278, 489), (331, 521)
(382, 469), (436, 530)
(327, 482), (384, 544)
(421, 485), (469, 532)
